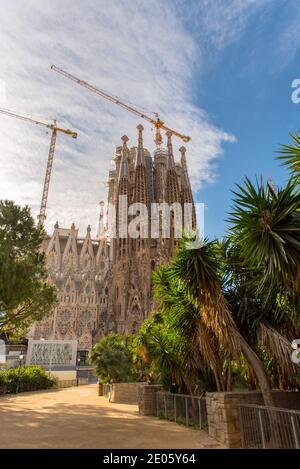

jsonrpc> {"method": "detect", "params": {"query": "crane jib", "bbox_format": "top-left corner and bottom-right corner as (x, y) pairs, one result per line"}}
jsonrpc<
(51, 64), (191, 144)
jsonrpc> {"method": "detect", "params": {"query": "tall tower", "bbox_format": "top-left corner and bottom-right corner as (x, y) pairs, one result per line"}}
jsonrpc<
(108, 125), (196, 334)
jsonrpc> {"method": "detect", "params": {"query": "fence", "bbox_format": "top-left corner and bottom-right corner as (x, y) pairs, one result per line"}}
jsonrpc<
(156, 391), (207, 431)
(239, 403), (300, 449)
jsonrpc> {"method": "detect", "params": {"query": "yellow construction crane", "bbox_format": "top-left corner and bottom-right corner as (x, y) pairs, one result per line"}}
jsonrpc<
(51, 64), (190, 146)
(0, 108), (77, 224)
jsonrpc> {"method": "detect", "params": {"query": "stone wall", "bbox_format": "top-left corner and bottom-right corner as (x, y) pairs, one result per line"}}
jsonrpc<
(109, 383), (145, 405)
(206, 390), (300, 448)
(138, 384), (164, 416)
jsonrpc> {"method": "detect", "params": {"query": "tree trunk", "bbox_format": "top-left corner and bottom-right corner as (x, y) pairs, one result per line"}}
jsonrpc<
(226, 358), (232, 392)
(236, 331), (275, 408)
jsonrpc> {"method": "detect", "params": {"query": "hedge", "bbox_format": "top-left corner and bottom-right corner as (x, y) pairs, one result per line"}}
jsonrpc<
(0, 365), (56, 393)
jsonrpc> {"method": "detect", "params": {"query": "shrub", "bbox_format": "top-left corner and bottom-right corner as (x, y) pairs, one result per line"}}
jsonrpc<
(0, 365), (56, 393)
(0, 372), (7, 387)
(91, 334), (138, 383)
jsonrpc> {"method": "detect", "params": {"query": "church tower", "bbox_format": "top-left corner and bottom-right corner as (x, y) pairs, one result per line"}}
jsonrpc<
(108, 125), (196, 334)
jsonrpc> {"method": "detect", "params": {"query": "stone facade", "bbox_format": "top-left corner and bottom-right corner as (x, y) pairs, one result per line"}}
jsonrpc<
(29, 222), (112, 353)
(30, 126), (195, 351)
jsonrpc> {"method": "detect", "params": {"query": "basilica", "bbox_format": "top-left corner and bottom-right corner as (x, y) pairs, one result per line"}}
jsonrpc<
(30, 125), (195, 356)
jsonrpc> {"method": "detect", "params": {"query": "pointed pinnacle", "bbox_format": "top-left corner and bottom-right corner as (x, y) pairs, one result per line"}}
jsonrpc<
(121, 135), (129, 145)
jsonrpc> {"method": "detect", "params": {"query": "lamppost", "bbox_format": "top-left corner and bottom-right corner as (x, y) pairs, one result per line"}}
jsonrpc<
(16, 354), (24, 394)
(76, 357), (81, 386)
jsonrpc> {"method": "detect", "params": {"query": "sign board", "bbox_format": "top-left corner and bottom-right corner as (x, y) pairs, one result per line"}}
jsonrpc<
(26, 340), (77, 368)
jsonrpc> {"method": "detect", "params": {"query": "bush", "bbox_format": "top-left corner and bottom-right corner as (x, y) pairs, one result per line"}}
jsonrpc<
(91, 334), (142, 383)
(0, 365), (56, 393)
(0, 372), (7, 387)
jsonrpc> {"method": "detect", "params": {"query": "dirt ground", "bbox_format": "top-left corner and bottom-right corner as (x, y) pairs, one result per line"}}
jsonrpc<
(0, 384), (224, 448)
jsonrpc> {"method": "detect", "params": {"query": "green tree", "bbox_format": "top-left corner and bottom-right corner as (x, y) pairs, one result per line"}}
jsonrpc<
(227, 177), (300, 389)
(0, 200), (57, 336)
(90, 334), (137, 383)
(278, 131), (300, 182)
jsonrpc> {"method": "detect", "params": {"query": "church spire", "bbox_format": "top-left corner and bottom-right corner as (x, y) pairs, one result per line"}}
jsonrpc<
(115, 135), (130, 261)
(133, 124), (149, 205)
(179, 146), (196, 230)
(119, 135), (129, 180)
(136, 124), (145, 167)
(165, 132), (181, 255)
(165, 132), (180, 203)
(179, 146), (189, 189)
(166, 131), (176, 170)
(97, 201), (106, 239)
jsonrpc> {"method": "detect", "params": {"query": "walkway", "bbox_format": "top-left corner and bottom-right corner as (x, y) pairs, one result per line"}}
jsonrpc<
(0, 384), (223, 448)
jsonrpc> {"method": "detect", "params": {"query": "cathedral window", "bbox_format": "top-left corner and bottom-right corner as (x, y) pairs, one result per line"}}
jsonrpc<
(60, 310), (71, 322)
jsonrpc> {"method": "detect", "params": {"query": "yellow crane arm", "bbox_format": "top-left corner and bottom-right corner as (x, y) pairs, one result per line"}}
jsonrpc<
(51, 64), (190, 145)
(0, 107), (78, 224)
(0, 108), (52, 130)
(0, 108), (77, 138)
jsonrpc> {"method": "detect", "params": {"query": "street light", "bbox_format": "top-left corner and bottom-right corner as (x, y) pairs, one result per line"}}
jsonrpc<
(76, 357), (81, 386)
(16, 354), (24, 394)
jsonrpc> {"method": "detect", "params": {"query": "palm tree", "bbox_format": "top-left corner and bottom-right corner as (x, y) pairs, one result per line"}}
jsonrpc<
(228, 177), (300, 297)
(169, 235), (276, 407)
(227, 177), (300, 390)
(220, 238), (299, 390)
(278, 131), (300, 182)
(151, 265), (229, 393)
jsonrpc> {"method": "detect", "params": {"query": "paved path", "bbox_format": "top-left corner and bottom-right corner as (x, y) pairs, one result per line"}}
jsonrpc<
(0, 384), (223, 449)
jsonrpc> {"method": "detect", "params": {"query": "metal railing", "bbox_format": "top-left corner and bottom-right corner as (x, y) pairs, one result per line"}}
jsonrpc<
(156, 391), (207, 431)
(239, 403), (300, 449)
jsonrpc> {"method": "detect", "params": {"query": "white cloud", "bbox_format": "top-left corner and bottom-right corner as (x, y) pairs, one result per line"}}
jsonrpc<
(0, 0), (259, 236)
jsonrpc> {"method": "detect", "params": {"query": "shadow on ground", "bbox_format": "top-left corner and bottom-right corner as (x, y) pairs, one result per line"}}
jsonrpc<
(0, 385), (223, 449)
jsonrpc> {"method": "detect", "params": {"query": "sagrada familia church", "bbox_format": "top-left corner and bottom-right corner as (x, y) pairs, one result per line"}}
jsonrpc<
(30, 125), (195, 358)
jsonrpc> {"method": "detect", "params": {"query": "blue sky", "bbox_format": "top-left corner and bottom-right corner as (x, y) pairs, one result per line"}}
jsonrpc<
(193, 0), (300, 238)
(0, 0), (300, 238)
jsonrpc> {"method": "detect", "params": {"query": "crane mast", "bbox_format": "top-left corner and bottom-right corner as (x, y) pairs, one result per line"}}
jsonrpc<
(38, 125), (57, 225)
(51, 64), (190, 146)
(0, 108), (77, 225)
